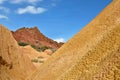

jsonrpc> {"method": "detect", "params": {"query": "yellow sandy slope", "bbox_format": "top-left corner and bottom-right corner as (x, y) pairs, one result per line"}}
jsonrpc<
(21, 45), (50, 68)
(0, 25), (36, 80)
(0, 25), (52, 80)
(27, 0), (120, 80)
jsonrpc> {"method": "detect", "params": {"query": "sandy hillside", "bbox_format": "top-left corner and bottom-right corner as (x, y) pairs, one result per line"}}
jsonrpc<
(27, 0), (120, 80)
(0, 25), (36, 80)
(21, 45), (51, 68)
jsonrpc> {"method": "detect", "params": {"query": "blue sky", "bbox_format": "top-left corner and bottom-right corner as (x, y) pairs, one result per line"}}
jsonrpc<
(0, 0), (112, 42)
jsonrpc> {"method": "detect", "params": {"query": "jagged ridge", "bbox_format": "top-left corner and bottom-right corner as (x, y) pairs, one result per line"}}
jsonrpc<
(12, 27), (63, 49)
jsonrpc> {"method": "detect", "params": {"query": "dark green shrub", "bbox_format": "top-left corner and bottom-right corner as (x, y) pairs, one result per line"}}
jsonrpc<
(40, 46), (50, 51)
(31, 44), (55, 53)
(18, 42), (29, 46)
(31, 45), (37, 49)
(31, 45), (50, 52)
(31, 45), (41, 52)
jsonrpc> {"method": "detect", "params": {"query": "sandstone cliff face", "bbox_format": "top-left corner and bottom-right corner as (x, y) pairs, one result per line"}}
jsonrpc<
(0, 25), (36, 80)
(12, 27), (63, 49)
(27, 0), (120, 80)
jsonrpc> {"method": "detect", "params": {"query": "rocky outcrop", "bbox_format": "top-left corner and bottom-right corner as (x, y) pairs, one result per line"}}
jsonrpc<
(27, 0), (120, 80)
(0, 25), (35, 80)
(12, 27), (63, 49)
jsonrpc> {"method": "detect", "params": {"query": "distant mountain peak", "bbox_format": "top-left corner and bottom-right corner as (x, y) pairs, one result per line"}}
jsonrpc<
(12, 27), (64, 49)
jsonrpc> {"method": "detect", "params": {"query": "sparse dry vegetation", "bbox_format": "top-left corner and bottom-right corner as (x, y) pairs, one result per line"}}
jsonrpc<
(31, 57), (44, 63)
(38, 56), (44, 59)
(31, 44), (55, 53)
(18, 42), (29, 46)
(31, 59), (38, 63)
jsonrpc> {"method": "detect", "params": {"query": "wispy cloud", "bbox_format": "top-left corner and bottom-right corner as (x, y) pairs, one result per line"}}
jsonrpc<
(54, 38), (65, 43)
(0, 14), (8, 19)
(0, 0), (6, 4)
(10, 0), (43, 4)
(0, 6), (10, 13)
(0, 0), (43, 4)
(16, 6), (46, 14)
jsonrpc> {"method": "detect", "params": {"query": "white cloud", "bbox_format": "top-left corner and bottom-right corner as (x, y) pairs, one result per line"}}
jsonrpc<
(0, 14), (8, 19)
(10, 0), (22, 3)
(0, 6), (10, 13)
(27, 0), (43, 3)
(54, 38), (65, 43)
(0, 0), (6, 4)
(10, 0), (43, 4)
(0, 0), (43, 4)
(17, 6), (46, 14)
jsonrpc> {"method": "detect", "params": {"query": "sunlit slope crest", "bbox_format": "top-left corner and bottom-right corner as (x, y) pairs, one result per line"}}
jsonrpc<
(28, 0), (120, 80)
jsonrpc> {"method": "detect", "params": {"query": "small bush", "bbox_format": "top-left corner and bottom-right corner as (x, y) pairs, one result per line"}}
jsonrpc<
(31, 45), (41, 52)
(31, 59), (38, 63)
(31, 45), (37, 49)
(38, 56), (44, 59)
(40, 46), (50, 51)
(18, 42), (29, 46)
(39, 60), (44, 63)
(31, 45), (53, 52)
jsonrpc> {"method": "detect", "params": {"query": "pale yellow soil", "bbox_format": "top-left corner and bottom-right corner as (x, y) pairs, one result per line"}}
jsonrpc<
(21, 45), (50, 68)
(0, 25), (36, 80)
(27, 0), (120, 80)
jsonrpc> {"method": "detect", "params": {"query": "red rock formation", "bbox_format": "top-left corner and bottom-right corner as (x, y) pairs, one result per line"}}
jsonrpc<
(12, 27), (63, 49)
